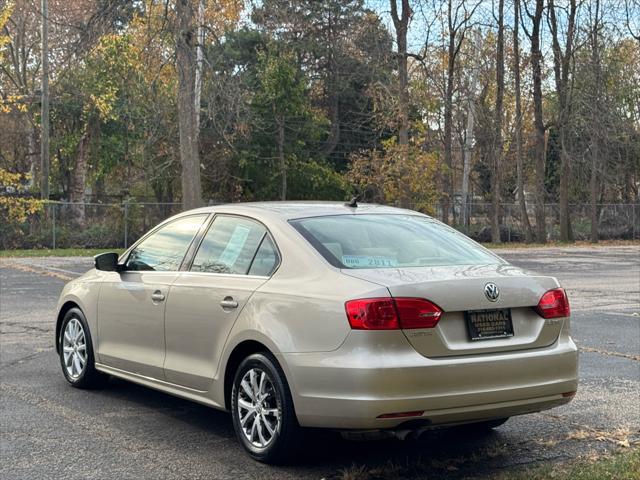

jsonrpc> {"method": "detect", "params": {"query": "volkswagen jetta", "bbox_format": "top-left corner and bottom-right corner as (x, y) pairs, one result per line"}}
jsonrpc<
(55, 202), (578, 463)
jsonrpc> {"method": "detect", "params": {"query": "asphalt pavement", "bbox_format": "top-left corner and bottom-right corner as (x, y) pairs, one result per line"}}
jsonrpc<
(1, 246), (639, 479)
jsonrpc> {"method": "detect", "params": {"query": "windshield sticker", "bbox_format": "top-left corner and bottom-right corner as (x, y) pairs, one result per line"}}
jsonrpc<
(219, 225), (251, 266)
(342, 255), (398, 268)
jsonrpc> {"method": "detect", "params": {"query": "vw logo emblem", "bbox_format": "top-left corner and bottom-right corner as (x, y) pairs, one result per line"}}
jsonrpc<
(484, 283), (499, 302)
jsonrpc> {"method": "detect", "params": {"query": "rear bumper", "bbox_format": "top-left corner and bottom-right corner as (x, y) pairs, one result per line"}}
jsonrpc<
(278, 331), (578, 429)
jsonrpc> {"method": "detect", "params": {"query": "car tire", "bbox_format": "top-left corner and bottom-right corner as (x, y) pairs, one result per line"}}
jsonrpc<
(231, 352), (302, 464)
(58, 307), (108, 389)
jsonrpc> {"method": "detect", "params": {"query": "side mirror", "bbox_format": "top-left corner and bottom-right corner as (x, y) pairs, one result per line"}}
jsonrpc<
(94, 252), (121, 272)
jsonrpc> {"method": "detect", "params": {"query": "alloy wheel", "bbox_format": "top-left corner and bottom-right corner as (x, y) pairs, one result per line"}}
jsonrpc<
(237, 368), (281, 448)
(62, 318), (87, 379)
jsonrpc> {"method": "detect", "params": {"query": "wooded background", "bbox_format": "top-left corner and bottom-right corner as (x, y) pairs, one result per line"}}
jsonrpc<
(1, 0), (639, 246)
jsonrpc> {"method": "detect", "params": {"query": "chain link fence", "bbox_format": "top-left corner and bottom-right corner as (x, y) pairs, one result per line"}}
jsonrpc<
(442, 202), (639, 243)
(1, 201), (182, 250)
(1, 200), (638, 250)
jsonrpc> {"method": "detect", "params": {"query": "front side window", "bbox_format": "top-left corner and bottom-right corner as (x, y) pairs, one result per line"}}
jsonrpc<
(290, 214), (501, 269)
(126, 215), (207, 271)
(191, 216), (268, 275)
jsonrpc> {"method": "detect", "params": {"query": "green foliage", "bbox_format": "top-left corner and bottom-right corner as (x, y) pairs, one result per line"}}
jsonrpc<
(50, 32), (179, 202)
(348, 138), (441, 213)
(236, 43), (340, 200)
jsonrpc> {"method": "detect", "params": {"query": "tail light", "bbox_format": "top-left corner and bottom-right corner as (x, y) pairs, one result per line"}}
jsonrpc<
(535, 288), (570, 319)
(345, 297), (442, 330)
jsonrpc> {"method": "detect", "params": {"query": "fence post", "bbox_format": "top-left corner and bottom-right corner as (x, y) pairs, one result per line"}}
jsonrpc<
(633, 203), (636, 240)
(52, 203), (56, 249)
(123, 200), (129, 249)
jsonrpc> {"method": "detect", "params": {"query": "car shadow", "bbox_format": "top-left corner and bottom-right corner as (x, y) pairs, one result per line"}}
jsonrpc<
(96, 376), (540, 479)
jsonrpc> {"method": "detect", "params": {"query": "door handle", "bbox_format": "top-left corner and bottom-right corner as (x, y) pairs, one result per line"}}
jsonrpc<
(151, 290), (165, 302)
(220, 297), (238, 310)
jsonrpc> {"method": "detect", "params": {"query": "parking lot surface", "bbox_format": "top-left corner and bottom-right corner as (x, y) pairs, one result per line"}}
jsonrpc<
(1, 246), (639, 479)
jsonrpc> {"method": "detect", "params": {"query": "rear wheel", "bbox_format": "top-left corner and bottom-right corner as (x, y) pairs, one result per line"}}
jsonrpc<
(58, 308), (108, 389)
(231, 352), (301, 464)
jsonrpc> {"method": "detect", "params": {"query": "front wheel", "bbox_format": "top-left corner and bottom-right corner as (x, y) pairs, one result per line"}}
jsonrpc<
(58, 307), (108, 389)
(231, 352), (301, 464)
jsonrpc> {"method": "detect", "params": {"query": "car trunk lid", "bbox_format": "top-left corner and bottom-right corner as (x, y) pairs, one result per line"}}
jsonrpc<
(342, 263), (564, 358)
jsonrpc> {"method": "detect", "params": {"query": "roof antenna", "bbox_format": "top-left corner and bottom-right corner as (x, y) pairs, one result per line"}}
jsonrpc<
(345, 194), (361, 208)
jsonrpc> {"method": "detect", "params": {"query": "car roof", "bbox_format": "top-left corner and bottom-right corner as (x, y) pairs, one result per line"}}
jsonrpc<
(185, 201), (429, 221)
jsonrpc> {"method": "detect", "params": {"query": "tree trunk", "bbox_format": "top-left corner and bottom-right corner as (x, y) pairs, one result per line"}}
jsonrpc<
(514, 0), (533, 243)
(40, 0), (50, 200)
(390, 0), (411, 147)
(176, 0), (203, 210)
(278, 117), (286, 201)
(530, 0), (546, 243)
(589, 0), (602, 243)
(549, 0), (577, 242)
(461, 98), (475, 229)
(461, 31), (481, 230)
(442, 27), (456, 224)
(69, 129), (91, 225)
(323, 22), (341, 157)
(491, 0), (505, 244)
(27, 122), (38, 188)
(194, 0), (205, 134)
(590, 142), (599, 242)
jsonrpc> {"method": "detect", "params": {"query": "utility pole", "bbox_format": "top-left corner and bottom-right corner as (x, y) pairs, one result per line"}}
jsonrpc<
(40, 0), (50, 199)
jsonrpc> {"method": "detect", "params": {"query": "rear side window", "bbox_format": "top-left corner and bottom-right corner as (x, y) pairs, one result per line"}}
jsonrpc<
(191, 216), (267, 275)
(248, 235), (279, 276)
(290, 214), (501, 269)
(126, 215), (207, 271)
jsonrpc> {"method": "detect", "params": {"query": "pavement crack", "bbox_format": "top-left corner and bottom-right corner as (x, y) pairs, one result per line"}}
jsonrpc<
(579, 346), (640, 362)
(0, 351), (49, 370)
(0, 261), (74, 281)
(0, 320), (51, 334)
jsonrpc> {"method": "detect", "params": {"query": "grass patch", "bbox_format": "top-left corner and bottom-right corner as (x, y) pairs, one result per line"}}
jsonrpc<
(484, 447), (640, 480)
(339, 448), (640, 480)
(0, 248), (124, 258)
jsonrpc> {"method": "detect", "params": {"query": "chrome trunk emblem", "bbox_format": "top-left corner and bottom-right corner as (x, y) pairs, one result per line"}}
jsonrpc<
(484, 282), (499, 302)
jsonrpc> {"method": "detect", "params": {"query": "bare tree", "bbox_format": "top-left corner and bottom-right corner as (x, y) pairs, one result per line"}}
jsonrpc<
(624, 0), (640, 43)
(441, 0), (480, 224)
(548, 0), (578, 242)
(513, 0), (533, 242)
(175, 0), (203, 210)
(588, 0), (603, 242)
(40, 0), (50, 200)
(490, 0), (505, 243)
(460, 29), (482, 229)
(390, 0), (412, 147)
(523, 0), (547, 243)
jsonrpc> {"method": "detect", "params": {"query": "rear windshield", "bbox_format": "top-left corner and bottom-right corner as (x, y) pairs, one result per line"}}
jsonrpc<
(290, 214), (501, 269)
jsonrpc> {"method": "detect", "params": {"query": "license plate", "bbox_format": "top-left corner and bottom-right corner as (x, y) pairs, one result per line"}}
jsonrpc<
(466, 308), (514, 341)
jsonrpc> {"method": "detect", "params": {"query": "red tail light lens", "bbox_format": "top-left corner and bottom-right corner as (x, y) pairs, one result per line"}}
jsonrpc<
(345, 297), (442, 330)
(345, 298), (399, 330)
(535, 288), (570, 319)
(394, 298), (443, 329)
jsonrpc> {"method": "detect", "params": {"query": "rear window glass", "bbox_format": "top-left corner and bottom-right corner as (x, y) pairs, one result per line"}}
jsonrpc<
(290, 214), (501, 269)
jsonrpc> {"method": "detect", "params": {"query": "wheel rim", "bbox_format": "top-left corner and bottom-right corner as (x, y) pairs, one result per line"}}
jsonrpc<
(237, 368), (281, 448)
(62, 318), (87, 379)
